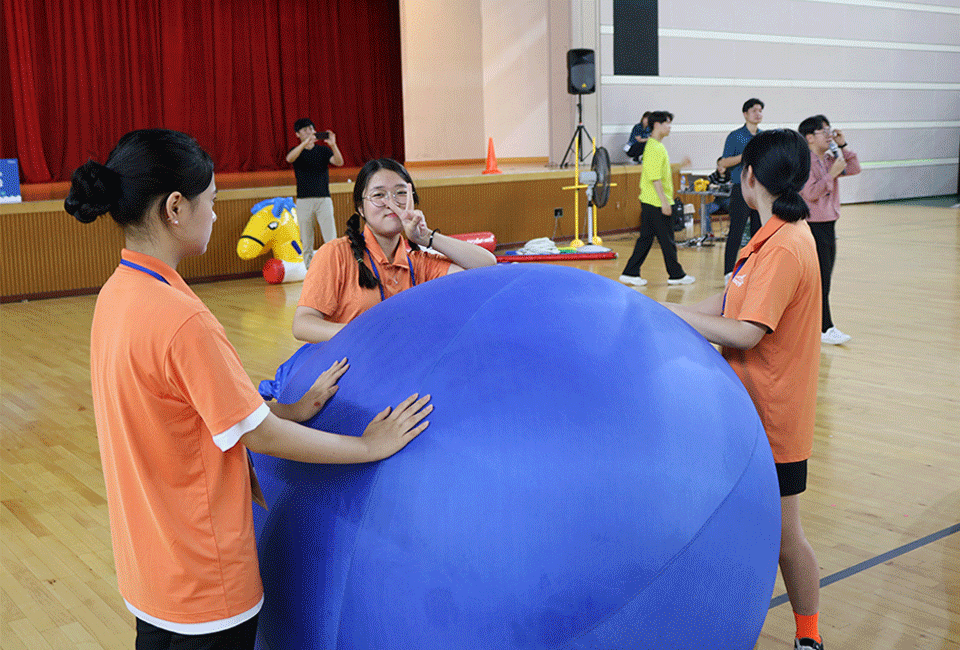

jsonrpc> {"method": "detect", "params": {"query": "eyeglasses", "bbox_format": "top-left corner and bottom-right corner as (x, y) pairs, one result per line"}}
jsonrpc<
(815, 127), (834, 136)
(363, 190), (410, 207)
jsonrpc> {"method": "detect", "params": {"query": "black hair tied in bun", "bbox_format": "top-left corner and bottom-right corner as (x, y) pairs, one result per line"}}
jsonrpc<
(64, 160), (122, 224)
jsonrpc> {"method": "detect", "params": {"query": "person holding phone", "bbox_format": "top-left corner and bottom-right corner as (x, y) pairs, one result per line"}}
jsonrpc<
(798, 114), (861, 345)
(287, 118), (345, 267)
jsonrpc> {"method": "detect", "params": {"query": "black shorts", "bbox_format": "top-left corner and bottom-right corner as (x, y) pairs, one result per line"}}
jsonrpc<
(135, 615), (258, 650)
(775, 460), (808, 497)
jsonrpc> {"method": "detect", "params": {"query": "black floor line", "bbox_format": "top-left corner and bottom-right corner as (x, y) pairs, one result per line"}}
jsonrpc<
(769, 522), (960, 609)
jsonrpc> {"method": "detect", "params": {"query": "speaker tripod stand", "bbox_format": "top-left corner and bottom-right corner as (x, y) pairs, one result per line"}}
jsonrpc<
(560, 95), (592, 168)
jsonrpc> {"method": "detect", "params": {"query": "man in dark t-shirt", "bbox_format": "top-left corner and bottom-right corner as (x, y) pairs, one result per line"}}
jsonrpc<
(286, 118), (344, 268)
(718, 98), (763, 279)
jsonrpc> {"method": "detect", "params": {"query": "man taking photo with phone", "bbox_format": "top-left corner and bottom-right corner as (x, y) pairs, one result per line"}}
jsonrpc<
(287, 118), (345, 268)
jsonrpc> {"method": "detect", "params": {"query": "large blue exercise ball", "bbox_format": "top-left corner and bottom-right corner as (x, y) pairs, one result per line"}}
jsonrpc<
(251, 263), (780, 650)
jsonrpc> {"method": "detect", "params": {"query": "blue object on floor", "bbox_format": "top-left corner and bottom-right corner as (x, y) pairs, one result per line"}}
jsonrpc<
(251, 263), (780, 650)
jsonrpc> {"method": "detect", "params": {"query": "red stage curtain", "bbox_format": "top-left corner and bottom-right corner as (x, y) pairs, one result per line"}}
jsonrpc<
(0, 0), (405, 183)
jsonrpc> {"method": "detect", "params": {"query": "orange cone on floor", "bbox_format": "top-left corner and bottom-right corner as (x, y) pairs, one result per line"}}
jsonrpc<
(482, 137), (502, 174)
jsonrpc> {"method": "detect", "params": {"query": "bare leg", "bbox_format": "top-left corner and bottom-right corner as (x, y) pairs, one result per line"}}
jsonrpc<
(779, 493), (820, 616)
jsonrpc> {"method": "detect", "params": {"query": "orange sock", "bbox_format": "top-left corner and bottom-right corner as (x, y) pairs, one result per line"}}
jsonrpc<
(793, 611), (821, 643)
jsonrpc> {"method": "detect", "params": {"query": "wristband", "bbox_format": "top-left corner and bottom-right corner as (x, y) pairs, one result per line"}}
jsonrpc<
(838, 143), (847, 148)
(427, 229), (439, 249)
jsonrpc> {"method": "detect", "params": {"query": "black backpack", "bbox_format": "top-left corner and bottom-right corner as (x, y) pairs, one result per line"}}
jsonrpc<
(671, 199), (685, 232)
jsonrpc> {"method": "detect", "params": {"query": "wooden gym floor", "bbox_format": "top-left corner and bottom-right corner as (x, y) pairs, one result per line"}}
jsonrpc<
(1, 201), (958, 649)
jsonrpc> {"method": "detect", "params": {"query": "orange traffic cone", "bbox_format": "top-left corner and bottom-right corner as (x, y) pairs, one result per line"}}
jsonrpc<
(482, 137), (502, 174)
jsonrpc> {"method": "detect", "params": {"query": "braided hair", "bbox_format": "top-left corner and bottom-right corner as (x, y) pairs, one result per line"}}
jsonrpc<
(347, 158), (421, 289)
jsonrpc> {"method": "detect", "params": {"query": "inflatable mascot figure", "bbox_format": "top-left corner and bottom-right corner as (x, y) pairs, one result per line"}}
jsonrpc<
(237, 197), (307, 284)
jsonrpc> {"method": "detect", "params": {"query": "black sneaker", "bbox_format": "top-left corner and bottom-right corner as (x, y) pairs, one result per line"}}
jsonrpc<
(795, 638), (824, 650)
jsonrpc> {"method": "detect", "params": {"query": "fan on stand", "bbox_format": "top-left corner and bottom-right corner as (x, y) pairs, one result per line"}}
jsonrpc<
(563, 139), (614, 252)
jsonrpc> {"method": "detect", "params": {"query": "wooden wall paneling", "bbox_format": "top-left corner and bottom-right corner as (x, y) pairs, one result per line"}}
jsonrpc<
(1, 168), (648, 301)
(0, 207), (123, 298)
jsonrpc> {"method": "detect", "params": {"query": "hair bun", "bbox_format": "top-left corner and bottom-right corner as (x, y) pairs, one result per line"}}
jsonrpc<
(64, 160), (121, 224)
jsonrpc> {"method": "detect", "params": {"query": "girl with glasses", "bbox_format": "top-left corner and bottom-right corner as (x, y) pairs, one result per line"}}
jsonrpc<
(293, 158), (496, 343)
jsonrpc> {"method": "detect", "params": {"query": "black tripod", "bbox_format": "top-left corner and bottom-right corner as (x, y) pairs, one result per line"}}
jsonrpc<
(560, 95), (592, 168)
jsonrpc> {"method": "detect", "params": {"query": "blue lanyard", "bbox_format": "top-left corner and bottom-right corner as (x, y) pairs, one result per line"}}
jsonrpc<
(120, 259), (170, 285)
(367, 250), (416, 302)
(721, 255), (750, 316)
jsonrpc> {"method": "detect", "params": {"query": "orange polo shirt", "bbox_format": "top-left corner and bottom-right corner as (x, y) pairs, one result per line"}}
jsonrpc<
(722, 216), (822, 463)
(90, 250), (269, 632)
(298, 224), (452, 323)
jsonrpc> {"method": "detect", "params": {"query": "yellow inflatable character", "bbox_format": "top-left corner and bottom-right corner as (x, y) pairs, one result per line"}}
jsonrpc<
(237, 198), (307, 283)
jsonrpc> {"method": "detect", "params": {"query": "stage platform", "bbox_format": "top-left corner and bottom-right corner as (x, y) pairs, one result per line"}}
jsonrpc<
(1, 161), (715, 301)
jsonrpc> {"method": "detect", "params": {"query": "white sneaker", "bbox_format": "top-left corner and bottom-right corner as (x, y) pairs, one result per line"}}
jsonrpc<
(619, 274), (648, 286)
(821, 327), (851, 345)
(667, 275), (696, 285)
